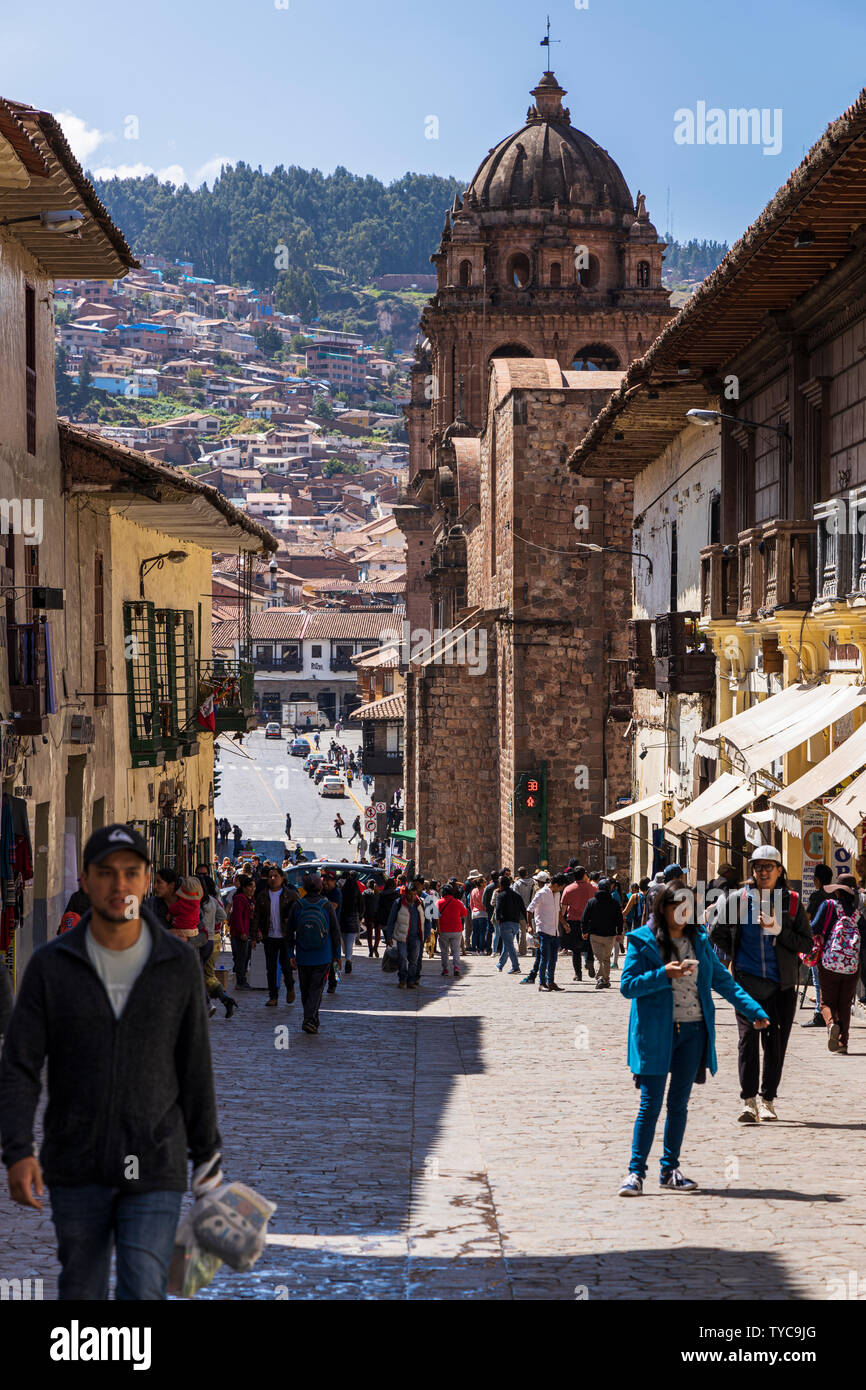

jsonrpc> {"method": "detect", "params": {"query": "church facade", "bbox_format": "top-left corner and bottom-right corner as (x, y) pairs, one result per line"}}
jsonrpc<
(394, 71), (675, 876)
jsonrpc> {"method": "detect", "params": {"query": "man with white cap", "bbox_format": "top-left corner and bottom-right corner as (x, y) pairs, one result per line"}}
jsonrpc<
(708, 844), (811, 1122)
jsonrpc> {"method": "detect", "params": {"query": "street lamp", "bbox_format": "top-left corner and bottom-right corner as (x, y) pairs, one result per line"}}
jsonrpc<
(0, 210), (85, 234)
(139, 550), (189, 597)
(575, 541), (653, 581)
(686, 407), (790, 454)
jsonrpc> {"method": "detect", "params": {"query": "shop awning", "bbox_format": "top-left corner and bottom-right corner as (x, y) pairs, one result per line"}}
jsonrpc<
(744, 809), (775, 847)
(770, 720), (866, 837)
(826, 770), (866, 855)
(662, 772), (754, 841)
(695, 682), (866, 774)
(601, 793), (664, 838)
(391, 829), (416, 841)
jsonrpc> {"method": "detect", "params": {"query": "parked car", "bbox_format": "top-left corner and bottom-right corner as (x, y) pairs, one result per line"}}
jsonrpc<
(282, 861), (385, 892)
(290, 738), (311, 757)
(265, 722), (282, 739)
(320, 775), (346, 798)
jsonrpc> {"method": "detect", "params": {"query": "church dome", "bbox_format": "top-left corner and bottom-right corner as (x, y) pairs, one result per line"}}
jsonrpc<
(464, 72), (634, 214)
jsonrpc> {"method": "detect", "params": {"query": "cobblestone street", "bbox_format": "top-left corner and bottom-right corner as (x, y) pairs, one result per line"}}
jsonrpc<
(6, 945), (866, 1301)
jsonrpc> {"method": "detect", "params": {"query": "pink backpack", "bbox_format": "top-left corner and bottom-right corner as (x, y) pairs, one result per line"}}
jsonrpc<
(822, 906), (861, 975)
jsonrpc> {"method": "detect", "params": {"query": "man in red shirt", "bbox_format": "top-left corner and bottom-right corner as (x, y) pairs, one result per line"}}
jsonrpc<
(560, 867), (596, 981)
(436, 883), (469, 978)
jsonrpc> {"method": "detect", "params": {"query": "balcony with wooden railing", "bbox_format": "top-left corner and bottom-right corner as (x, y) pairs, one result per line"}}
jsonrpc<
(198, 659), (255, 733)
(8, 619), (48, 733)
(757, 519), (816, 614)
(699, 544), (739, 623)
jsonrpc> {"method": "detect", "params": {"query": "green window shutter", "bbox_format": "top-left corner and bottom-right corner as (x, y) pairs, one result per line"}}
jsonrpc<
(122, 601), (159, 756)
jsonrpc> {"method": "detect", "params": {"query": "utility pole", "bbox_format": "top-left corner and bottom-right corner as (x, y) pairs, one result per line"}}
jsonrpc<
(540, 760), (548, 868)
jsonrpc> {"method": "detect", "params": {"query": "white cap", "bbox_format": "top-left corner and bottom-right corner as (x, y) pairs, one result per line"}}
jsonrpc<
(534, 870), (550, 884)
(751, 844), (782, 863)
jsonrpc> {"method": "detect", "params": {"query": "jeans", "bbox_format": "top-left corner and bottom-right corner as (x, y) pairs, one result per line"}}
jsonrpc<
(298, 962), (330, 1027)
(735, 985), (796, 1101)
(629, 1021), (707, 1178)
(397, 932), (423, 984)
(818, 965), (858, 1047)
(439, 933), (461, 971)
(341, 929), (357, 961)
(263, 936), (293, 999)
(539, 933), (559, 986)
(497, 923), (520, 972)
(49, 1185), (183, 1300)
(230, 935), (250, 985)
(470, 915), (488, 953)
(811, 964), (822, 1012)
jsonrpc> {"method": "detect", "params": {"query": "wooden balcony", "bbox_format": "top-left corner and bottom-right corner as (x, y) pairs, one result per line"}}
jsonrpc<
(757, 519), (816, 614)
(198, 659), (255, 733)
(8, 620), (49, 734)
(737, 527), (764, 622)
(654, 612), (716, 695)
(627, 619), (654, 689)
(700, 544), (739, 622)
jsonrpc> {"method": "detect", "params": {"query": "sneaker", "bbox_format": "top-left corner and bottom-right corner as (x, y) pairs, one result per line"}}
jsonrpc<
(224, 996), (238, 1019)
(828, 1022), (841, 1053)
(345, 961), (352, 975)
(618, 1173), (643, 1197)
(737, 1097), (759, 1123)
(453, 968), (461, 977)
(538, 983), (550, 991)
(757, 1097), (777, 1121)
(594, 979), (605, 990)
(660, 1168), (699, 1192)
(442, 968), (449, 975)
(207, 1002), (218, 1018)
(508, 968), (521, 974)
(838, 1044), (848, 1055)
(520, 975), (536, 984)
(265, 997), (278, 1008)
(573, 974), (583, 983)
(398, 981), (407, 989)
(301, 1020), (317, 1034)
(587, 963), (596, 979)
(801, 1014), (824, 1027)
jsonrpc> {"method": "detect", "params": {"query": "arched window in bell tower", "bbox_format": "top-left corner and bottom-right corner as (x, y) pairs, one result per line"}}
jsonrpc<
(578, 253), (600, 288)
(549, 261), (562, 287)
(459, 259), (473, 287)
(636, 260), (651, 288)
(506, 252), (532, 288)
(571, 344), (621, 371)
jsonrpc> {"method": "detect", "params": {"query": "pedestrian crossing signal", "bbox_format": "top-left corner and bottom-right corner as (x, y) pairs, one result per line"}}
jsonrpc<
(526, 795), (537, 808)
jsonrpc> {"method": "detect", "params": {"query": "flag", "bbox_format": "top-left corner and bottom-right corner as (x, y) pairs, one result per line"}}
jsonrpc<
(196, 693), (216, 732)
(540, 36), (549, 46)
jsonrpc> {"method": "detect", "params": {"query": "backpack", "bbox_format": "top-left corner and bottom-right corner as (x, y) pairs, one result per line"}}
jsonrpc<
(293, 896), (330, 953)
(821, 904), (861, 975)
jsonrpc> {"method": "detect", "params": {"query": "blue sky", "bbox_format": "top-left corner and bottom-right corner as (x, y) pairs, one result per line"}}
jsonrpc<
(5, 0), (865, 247)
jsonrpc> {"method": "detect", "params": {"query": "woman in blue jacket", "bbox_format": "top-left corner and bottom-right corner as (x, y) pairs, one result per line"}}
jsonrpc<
(618, 886), (769, 1196)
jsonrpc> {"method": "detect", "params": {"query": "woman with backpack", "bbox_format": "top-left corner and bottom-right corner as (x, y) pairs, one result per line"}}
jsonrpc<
(810, 874), (862, 1054)
(708, 844), (812, 1122)
(618, 886), (769, 1196)
(286, 872), (342, 1035)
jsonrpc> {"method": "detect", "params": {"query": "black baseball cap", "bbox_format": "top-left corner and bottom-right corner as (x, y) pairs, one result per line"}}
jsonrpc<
(83, 823), (151, 869)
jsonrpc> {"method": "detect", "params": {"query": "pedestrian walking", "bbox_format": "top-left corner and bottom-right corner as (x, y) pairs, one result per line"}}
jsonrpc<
(386, 881), (425, 988)
(493, 872), (526, 974)
(334, 814), (345, 839)
(560, 867), (596, 980)
(253, 866), (300, 1007)
(708, 844), (812, 1122)
(321, 869), (343, 992)
(512, 866), (534, 955)
(468, 875), (488, 955)
(229, 874), (255, 987)
(617, 885), (769, 1196)
(363, 879), (382, 957)
(285, 812), (292, 841)
(802, 863), (834, 1028)
(810, 873), (862, 1054)
(526, 872), (562, 992)
(314, 732), (320, 750)
(436, 883), (467, 976)
(286, 873), (342, 1035)
(338, 869), (363, 973)
(349, 815), (362, 844)
(0, 824), (220, 1300)
(232, 824), (243, 857)
(581, 877), (624, 988)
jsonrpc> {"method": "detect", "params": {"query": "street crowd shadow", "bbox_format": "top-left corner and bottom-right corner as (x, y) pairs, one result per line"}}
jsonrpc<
(699, 1187), (844, 1203)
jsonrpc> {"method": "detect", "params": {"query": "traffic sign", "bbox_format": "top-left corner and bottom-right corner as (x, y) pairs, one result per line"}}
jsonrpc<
(375, 802), (386, 814)
(366, 805), (376, 816)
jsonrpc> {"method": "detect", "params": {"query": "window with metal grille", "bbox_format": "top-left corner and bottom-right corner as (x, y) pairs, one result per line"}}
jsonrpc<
(122, 601), (158, 749)
(25, 284), (36, 456)
(155, 608), (195, 741)
(23, 543), (38, 625)
(94, 552), (106, 707)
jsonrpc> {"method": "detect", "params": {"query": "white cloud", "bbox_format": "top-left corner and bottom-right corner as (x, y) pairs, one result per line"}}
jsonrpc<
(192, 156), (234, 187)
(88, 157), (234, 188)
(54, 111), (114, 162)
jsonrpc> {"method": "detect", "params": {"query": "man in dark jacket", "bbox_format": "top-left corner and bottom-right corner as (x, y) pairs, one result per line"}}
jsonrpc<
(253, 866), (300, 1007)
(493, 872), (527, 974)
(338, 870), (363, 974)
(286, 873), (342, 1034)
(0, 824), (220, 1301)
(581, 878), (624, 990)
(708, 844), (812, 1122)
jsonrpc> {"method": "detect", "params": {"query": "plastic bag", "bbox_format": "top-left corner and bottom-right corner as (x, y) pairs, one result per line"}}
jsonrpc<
(191, 1181), (276, 1272)
(167, 1211), (223, 1299)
